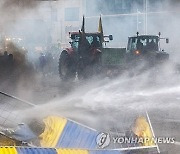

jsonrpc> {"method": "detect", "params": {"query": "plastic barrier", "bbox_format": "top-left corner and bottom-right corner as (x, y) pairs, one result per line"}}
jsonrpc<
(40, 116), (98, 149)
(0, 147), (123, 154)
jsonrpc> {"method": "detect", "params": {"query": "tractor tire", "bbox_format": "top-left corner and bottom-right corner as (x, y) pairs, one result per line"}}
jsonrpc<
(77, 53), (102, 80)
(77, 58), (88, 80)
(59, 50), (76, 81)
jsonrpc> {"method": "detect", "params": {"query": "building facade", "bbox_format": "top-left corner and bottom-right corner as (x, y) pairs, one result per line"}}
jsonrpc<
(44, 0), (85, 47)
(26, 0), (175, 48)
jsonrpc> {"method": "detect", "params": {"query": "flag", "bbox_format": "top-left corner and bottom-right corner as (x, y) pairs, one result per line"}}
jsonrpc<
(81, 15), (85, 33)
(98, 16), (104, 41)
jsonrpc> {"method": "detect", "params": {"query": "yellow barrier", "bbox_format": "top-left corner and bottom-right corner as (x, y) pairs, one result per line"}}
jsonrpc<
(40, 116), (67, 147)
(57, 149), (89, 154)
(0, 147), (17, 154)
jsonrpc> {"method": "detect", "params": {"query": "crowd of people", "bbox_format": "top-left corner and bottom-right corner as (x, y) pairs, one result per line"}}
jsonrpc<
(37, 51), (58, 76)
(0, 49), (36, 84)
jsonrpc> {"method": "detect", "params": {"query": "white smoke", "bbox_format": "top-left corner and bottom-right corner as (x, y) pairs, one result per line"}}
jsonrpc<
(0, 2), (180, 153)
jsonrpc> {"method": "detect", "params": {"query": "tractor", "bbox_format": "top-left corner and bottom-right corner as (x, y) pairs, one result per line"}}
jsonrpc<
(125, 32), (169, 68)
(58, 16), (115, 80)
(59, 17), (169, 81)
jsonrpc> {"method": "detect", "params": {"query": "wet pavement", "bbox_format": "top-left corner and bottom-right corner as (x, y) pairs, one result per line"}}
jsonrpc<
(0, 70), (180, 153)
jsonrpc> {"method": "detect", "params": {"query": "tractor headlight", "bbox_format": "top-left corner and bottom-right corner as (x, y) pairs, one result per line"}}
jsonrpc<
(135, 50), (140, 55)
(6, 38), (11, 41)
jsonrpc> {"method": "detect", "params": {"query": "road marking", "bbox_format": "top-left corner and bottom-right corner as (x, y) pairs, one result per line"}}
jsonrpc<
(146, 111), (160, 153)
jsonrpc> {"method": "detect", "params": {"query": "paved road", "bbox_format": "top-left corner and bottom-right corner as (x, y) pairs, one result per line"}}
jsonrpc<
(0, 69), (180, 153)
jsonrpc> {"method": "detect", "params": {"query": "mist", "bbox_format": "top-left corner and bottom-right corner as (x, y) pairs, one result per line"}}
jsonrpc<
(0, 0), (41, 32)
(0, 1), (180, 153)
(85, 0), (180, 61)
(16, 63), (180, 130)
(0, 0), (179, 126)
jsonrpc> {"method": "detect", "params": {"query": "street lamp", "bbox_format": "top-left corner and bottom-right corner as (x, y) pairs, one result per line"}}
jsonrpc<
(136, 9), (141, 32)
(144, 0), (148, 34)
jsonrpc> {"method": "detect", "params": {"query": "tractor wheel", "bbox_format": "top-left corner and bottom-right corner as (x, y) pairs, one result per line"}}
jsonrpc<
(59, 50), (76, 81)
(77, 58), (87, 80)
(77, 53), (102, 80)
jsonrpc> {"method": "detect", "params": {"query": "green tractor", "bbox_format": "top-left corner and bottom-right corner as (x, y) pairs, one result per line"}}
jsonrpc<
(125, 32), (169, 68)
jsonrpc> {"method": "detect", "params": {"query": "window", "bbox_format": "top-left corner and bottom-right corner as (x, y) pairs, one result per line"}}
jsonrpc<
(128, 36), (159, 52)
(71, 34), (101, 50)
(65, 7), (79, 21)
